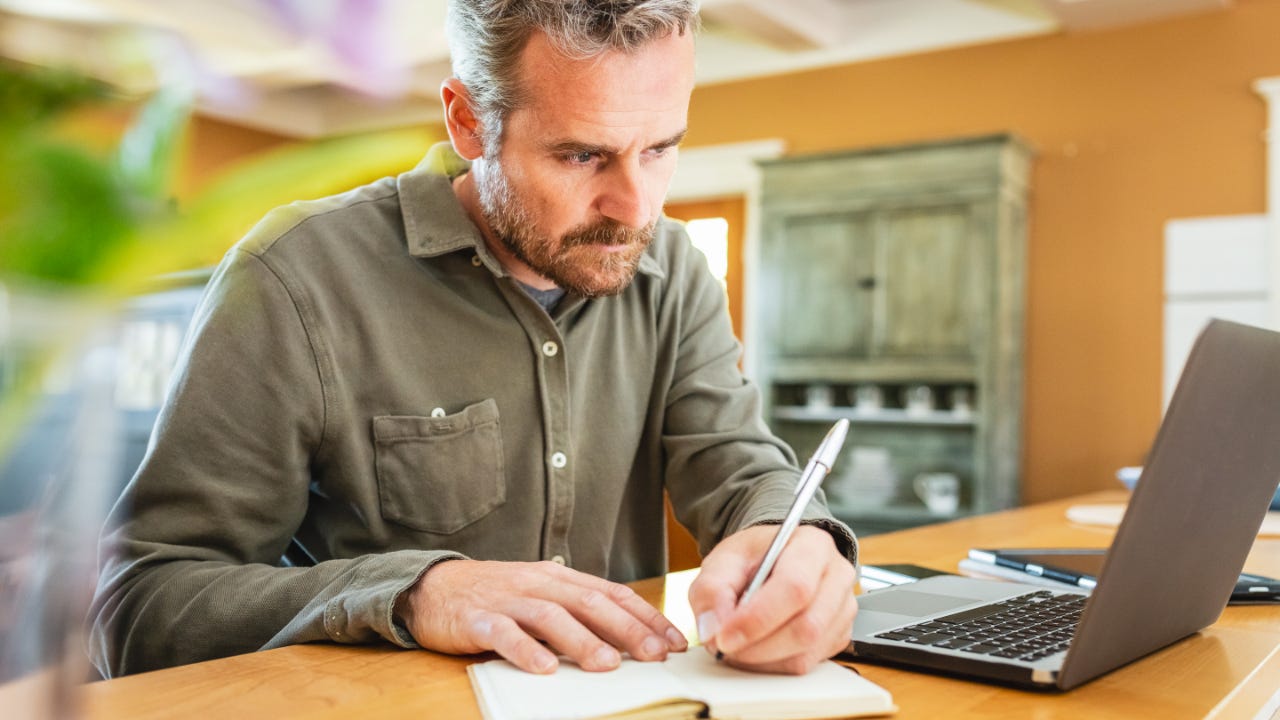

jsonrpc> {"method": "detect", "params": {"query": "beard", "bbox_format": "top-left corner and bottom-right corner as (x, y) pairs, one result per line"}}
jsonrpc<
(474, 158), (656, 299)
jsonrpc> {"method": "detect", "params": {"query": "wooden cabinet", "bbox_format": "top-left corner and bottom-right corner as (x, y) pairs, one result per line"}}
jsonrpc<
(753, 135), (1031, 535)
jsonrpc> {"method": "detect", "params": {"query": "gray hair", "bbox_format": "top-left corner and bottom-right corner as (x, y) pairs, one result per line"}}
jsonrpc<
(446, 0), (700, 147)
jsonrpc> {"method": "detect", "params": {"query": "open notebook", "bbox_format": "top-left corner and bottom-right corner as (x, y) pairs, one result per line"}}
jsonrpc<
(468, 649), (895, 720)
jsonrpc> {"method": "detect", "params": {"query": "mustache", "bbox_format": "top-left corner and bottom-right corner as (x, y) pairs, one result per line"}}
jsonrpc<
(560, 219), (657, 248)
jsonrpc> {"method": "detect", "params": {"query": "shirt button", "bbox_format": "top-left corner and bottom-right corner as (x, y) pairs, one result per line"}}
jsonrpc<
(550, 451), (567, 469)
(471, 255), (482, 267)
(551, 555), (566, 565)
(431, 407), (446, 418)
(541, 340), (559, 357)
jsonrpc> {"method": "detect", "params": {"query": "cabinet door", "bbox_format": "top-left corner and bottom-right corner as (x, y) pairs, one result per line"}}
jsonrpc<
(874, 204), (980, 359)
(767, 212), (876, 359)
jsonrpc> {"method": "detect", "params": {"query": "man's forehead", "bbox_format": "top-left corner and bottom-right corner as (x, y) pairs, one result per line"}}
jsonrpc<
(513, 29), (696, 130)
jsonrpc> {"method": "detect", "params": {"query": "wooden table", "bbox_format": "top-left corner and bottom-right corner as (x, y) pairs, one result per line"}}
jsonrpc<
(81, 491), (1280, 719)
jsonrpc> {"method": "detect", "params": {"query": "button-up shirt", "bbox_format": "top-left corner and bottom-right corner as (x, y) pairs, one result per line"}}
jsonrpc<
(90, 144), (855, 677)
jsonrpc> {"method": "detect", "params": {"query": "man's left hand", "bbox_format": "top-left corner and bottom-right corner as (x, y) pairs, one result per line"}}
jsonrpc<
(687, 525), (857, 675)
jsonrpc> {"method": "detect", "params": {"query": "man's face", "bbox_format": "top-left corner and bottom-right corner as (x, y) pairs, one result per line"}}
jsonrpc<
(473, 29), (696, 297)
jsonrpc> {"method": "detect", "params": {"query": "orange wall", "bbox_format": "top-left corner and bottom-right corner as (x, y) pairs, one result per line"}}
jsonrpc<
(176, 116), (295, 199)
(686, 0), (1280, 504)
(59, 106), (296, 196)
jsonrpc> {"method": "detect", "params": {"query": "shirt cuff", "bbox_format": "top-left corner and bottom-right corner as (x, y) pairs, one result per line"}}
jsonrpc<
(318, 549), (468, 649)
(745, 517), (859, 570)
(386, 553), (468, 648)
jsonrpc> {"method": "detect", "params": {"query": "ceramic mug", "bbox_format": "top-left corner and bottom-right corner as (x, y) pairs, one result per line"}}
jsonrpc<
(853, 384), (883, 413)
(914, 472), (960, 515)
(805, 383), (834, 410)
(903, 384), (934, 416)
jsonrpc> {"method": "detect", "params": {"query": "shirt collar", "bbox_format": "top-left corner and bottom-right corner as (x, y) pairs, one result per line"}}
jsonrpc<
(397, 142), (664, 281)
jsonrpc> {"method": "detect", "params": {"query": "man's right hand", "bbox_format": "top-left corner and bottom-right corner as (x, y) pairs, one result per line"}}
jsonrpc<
(395, 559), (688, 674)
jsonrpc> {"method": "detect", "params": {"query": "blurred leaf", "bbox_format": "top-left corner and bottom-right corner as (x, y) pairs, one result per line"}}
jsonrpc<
(1, 59), (438, 465)
(0, 135), (135, 284)
(0, 63), (135, 285)
(0, 123), (436, 461)
(97, 126), (436, 290)
(0, 61), (110, 132)
(116, 87), (193, 204)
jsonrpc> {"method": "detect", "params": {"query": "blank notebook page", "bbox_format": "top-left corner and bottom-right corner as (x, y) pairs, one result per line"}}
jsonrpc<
(470, 658), (695, 720)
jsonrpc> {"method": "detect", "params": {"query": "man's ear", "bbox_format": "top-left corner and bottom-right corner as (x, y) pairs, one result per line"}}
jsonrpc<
(441, 78), (486, 161)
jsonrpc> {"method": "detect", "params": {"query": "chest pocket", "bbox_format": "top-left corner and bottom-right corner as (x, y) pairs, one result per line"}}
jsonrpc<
(372, 398), (506, 534)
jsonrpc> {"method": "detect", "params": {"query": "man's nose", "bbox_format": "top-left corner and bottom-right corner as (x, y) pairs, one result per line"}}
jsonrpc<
(597, 160), (651, 229)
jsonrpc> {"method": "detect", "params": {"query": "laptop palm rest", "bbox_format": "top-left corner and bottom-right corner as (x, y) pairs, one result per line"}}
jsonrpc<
(858, 589), (975, 617)
(855, 576), (1036, 634)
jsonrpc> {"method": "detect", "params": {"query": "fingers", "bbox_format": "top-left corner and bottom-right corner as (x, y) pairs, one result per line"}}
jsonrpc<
(688, 575), (740, 655)
(713, 529), (829, 655)
(535, 565), (687, 658)
(468, 610), (559, 674)
(696, 592), (739, 657)
(507, 599), (623, 671)
(578, 574), (689, 653)
(714, 558), (820, 658)
(719, 559), (858, 673)
(687, 533), (756, 654)
(504, 581), (665, 670)
(710, 527), (857, 672)
(454, 588), (626, 674)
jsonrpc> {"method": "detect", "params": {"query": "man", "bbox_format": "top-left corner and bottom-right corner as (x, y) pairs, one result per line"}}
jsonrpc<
(90, 0), (858, 678)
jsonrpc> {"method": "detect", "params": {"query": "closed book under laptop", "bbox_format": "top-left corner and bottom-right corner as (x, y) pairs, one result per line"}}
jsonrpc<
(845, 319), (1280, 689)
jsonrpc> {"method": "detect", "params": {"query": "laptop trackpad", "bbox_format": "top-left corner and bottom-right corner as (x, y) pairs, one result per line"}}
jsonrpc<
(858, 589), (976, 617)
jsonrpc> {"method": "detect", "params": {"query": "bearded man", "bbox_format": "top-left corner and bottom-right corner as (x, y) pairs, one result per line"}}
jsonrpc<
(90, 0), (858, 679)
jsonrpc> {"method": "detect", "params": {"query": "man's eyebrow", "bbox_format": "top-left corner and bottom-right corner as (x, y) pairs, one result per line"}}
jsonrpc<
(650, 129), (688, 150)
(543, 129), (688, 156)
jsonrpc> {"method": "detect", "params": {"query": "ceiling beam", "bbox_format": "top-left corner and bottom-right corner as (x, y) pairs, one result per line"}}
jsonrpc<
(698, 0), (847, 51)
(1038, 0), (1230, 31)
(196, 84), (439, 139)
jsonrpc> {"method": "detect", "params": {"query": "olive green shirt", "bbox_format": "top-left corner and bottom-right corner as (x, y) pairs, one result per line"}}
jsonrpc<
(89, 145), (856, 677)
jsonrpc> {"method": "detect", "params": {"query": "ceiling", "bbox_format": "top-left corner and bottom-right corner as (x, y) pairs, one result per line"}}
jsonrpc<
(0, 0), (1230, 138)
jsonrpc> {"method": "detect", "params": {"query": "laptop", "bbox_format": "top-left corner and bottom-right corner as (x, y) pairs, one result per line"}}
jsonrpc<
(844, 319), (1280, 690)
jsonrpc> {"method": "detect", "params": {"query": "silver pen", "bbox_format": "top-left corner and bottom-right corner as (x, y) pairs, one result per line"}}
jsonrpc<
(739, 418), (851, 605)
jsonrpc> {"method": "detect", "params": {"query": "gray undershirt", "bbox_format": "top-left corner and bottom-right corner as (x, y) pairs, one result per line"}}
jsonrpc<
(516, 280), (567, 313)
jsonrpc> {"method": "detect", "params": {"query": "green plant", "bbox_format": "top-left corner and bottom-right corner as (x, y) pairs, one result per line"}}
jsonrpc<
(0, 60), (436, 462)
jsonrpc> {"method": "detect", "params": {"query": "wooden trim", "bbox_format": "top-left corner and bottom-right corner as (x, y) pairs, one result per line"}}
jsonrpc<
(664, 197), (747, 343)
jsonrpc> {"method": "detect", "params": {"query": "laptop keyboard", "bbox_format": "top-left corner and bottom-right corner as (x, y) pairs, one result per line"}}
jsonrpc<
(873, 589), (1087, 662)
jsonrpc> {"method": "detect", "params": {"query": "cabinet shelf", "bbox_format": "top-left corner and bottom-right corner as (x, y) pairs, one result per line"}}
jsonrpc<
(774, 405), (976, 427)
(770, 361), (977, 385)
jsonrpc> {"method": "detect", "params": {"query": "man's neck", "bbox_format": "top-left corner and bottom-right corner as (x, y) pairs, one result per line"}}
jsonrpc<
(451, 171), (559, 291)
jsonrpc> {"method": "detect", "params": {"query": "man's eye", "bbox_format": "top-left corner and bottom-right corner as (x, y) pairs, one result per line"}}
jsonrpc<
(565, 151), (596, 165)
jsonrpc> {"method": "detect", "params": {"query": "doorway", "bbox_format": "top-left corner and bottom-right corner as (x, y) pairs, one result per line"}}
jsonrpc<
(661, 196), (746, 571)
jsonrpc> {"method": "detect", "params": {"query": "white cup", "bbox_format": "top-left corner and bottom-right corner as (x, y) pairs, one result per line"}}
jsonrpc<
(903, 384), (934, 416)
(805, 383), (834, 410)
(914, 472), (960, 515)
(853, 384), (883, 414)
